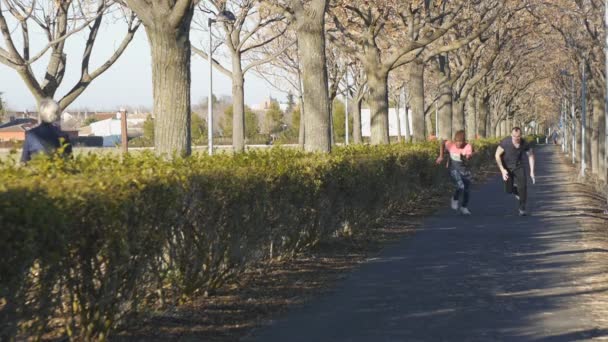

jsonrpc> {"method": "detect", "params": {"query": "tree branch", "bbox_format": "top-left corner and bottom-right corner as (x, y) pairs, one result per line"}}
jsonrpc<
(169, 0), (195, 28)
(243, 39), (295, 74)
(192, 44), (233, 77)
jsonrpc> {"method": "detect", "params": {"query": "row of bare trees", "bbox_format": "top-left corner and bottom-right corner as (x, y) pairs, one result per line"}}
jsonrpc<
(257, 0), (556, 149)
(524, 0), (607, 183)
(1, 0), (607, 175)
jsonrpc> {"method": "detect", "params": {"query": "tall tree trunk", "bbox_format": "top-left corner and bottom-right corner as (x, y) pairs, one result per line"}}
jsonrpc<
(452, 98), (465, 134)
(404, 105), (411, 142)
(352, 97), (362, 144)
(598, 95), (606, 181)
(426, 108), (434, 138)
(465, 93), (476, 140)
(147, 25), (192, 156)
(408, 58), (425, 141)
(477, 94), (489, 138)
(492, 112), (500, 137)
(395, 95), (402, 142)
(576, 116), (582, 165)
(584, 99), (592, 174)
(497, 120), (502, 137)
(232, 52), (245, 153)
(329, 100), (335, 146)
(297, 15), (331, 153)
(365, 62), (390, 144)
(437, 55), (452, 140)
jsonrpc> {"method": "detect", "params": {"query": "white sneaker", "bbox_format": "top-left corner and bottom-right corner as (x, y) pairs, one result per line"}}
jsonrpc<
(515, 194), (520, 201)
(460, 207), (471, 215)
(519, 209), (527, 216)
(451, 199), (459, 210)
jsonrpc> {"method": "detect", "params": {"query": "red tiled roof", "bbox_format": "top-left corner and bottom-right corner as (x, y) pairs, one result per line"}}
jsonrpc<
(0, 119), (37, 132)
(0, 118), (37, 129)
(0, 124), (28, 132)
(92, 113), (116, 121)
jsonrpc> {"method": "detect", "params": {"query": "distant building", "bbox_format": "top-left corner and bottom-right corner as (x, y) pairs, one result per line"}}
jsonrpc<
(78, 111), (149, 147)
(360, 108), (413, 137)
(89, 112), (117, 122)
(61, 112), (74, 121)
(250, 96), (289, 113)
(2, 111), (38, 124)
(0, 118), (38, 142)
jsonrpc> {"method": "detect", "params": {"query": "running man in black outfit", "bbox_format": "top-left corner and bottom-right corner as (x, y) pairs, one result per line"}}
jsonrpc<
(495, 127), (536, 216)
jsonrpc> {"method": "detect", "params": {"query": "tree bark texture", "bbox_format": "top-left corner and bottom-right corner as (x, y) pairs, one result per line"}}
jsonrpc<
(465, 93), (476, 140)
(367, 71), (390, 144)
(232, 52), (245, 153)
(437, 55), (452, 140)
(452, 98), (465, 135)
(477, 94), (489, 138)
(147, 23), (193, 156)
(351, 97), (362, 144)
(597, 94), (606, 181)
(298, 96), (305, 148)
(407, 59), (425, 141)
(297, 15), (331, 153)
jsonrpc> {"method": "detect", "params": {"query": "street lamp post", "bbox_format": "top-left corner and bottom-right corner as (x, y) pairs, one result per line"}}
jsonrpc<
(207, 10), (236, 156)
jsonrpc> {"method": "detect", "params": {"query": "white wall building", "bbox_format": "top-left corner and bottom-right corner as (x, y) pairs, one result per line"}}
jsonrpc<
(361, 108), (413, 137)
(89, 118), (122, 136)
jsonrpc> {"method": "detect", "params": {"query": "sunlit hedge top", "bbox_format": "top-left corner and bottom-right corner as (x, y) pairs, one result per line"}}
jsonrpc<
(0, 139), (500, 341)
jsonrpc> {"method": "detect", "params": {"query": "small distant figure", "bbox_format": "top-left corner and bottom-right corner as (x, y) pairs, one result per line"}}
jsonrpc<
(436, 130), (474, 215)
(495, 127), (535, 216)
(21, 99), (73, 163)
(551, 130), (558, 145)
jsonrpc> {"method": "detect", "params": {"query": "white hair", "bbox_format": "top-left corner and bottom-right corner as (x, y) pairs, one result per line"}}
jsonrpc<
(38, 99), (60, 123)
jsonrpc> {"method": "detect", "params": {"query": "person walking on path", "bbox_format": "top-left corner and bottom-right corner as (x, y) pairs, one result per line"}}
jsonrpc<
(21, 99), (73, 163)
(436, 130), (474, 215)
(495, 127), (536, 216)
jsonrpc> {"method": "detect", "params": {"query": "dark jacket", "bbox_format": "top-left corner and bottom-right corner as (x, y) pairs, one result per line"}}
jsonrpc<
(21, 123), (73, 163)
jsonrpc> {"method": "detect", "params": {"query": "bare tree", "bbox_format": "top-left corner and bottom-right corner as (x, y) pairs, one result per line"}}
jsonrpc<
(0, 0), (141, 109)
(531, 0), (607, 180)
(193, 0), (290, 152)
(262, 0), (331, 153)
(253, 27), (307, 145)
(328, 0), (499, 144)
(346, 61), (367, 144)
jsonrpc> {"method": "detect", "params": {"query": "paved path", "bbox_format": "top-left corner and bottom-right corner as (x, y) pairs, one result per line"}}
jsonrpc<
(246, 145), (608, 341)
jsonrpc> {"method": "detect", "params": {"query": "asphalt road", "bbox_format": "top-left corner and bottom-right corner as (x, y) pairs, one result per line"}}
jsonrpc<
(246, 145), (608, 342)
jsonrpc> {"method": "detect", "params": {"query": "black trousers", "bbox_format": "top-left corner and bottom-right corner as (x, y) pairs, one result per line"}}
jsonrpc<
(504, 166), (527, 210)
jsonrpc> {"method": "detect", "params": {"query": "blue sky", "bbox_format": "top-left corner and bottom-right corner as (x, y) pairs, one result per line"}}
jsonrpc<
(0, 17), (283, 112)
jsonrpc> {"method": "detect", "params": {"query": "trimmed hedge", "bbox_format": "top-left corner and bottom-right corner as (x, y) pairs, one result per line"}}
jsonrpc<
(0, 139), (498, 341)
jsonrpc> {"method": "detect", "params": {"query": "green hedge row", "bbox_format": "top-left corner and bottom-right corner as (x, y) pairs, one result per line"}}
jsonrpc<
(0, 139), (498, 341)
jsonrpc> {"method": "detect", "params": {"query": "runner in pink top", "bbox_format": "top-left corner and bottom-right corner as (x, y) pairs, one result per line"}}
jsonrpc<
(435, 130), (474, 215)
